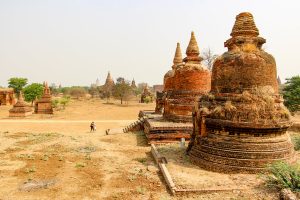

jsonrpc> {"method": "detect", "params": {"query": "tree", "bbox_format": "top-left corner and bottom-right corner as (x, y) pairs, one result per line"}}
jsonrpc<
(201, 48), (218, 71)
(8, 77), (28, 95)
(112, 77), (133, 104)
(283, 75), (300, 113)
(89, 86), (100, 98)
(69, 87), (87, 99)
(23, 83), (44, 105)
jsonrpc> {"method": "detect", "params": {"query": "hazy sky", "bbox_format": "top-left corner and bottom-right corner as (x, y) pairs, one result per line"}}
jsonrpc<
(0, 0), (299, 87)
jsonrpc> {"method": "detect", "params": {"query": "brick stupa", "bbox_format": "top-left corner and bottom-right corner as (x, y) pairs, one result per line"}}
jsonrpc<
(35, 82), (53, 114)
(188, 12), (294, 173)
(164, 32), (211, 122)
(9, 92), (32, 117)
(138, 34), (211, 143)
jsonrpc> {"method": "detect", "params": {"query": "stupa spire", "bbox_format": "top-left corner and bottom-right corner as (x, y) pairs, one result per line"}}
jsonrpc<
(183, 31), (203, 64)
(186, 31), (200, 56)
(173, 43), (183, 65)
(44, 81), (50, 95)
(230, 12), (259, 37)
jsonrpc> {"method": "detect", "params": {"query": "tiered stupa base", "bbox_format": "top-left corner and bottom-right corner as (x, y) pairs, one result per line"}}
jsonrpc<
(9, 111), (32, 117)
(189, 120), (294, 173)
(35, 102), (53, 114)
(188, 91), (294, 173)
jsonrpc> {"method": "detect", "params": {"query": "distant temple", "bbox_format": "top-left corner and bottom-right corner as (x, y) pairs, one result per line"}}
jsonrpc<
(131, 79), (137, 89)
(277, 75), (282, 85)
(91, 78), (101, 88)
(96, 78), (100, 87)
(103, 71), (115, 91)
(140, 85), (153, 103)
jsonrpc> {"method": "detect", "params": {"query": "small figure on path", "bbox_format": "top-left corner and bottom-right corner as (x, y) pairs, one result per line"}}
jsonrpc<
(90, 122), (95, 132)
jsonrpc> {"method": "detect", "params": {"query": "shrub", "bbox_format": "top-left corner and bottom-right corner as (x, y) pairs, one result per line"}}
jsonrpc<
(60, 96), (70, 108)
(283, 76), (300, 113)
(291, 135), (300, 151)
(69, 87), (87, 99)
(262, 161), (300, 192)
(52, 99), (59, 108)
(143, 96), (152, 104)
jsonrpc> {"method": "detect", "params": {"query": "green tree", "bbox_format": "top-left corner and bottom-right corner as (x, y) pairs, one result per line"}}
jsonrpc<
(23, 83), (44, 105)
(60, 96), (70, 109)
(89, 86), (100, 97)
(8, 77), (28, 95)
(112, 77), (133, 104)
(283, 75), (300, 113)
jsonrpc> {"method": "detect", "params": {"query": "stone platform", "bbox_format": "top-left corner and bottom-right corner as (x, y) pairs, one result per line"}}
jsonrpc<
(139, 110), (192, 144)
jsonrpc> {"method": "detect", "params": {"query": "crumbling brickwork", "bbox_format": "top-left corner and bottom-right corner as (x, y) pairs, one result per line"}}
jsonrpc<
(188, 12), (294, 173)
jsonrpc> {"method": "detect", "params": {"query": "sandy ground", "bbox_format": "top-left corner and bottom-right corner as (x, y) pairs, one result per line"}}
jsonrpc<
(0, 99), (298, 199)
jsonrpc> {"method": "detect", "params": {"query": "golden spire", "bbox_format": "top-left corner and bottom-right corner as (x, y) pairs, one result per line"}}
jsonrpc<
(173, 42), (183, 65)
(231, 12), (259, 37)
(186, 31), (200, 56)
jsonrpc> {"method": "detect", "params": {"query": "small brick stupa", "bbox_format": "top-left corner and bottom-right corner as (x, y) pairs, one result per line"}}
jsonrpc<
(164, 32), (211, 122)
(35, 82), (53, 114)
(188, 12), (294, 173)
(9, 92), (32, 117)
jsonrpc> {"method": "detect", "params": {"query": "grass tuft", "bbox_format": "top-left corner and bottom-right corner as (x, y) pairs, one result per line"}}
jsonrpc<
(261, 161), (300, 192)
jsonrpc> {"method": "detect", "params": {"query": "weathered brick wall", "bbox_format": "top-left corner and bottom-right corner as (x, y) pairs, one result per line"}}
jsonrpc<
(212, 51), (278, 94)
(164, 76), (173, 91)
(174, 68), (211, 91)
(164, 68), (211, 122)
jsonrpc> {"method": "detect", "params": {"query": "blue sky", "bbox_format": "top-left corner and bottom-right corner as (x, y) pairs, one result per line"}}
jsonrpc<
(0, 0), (299, 86)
